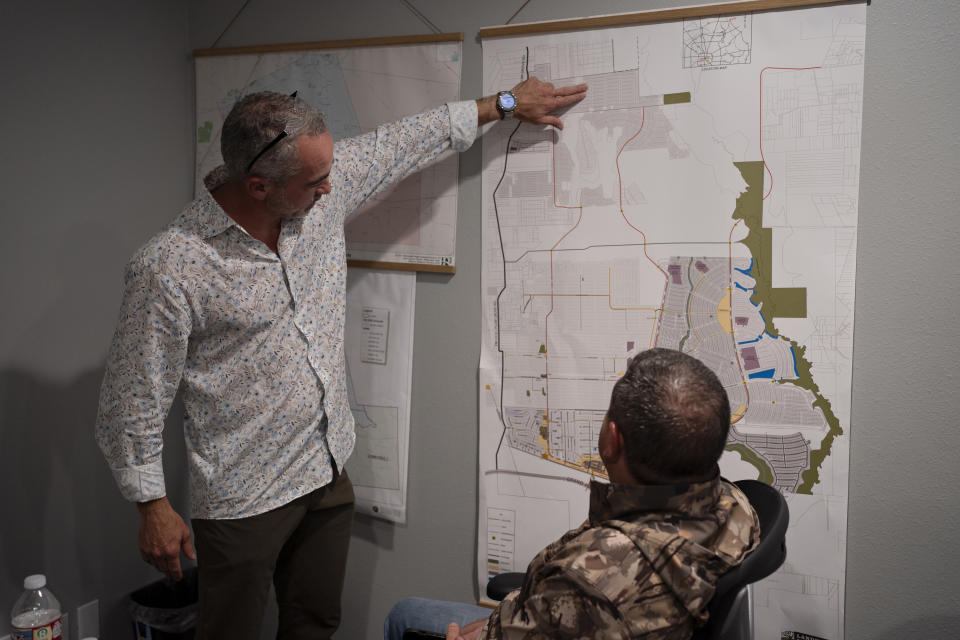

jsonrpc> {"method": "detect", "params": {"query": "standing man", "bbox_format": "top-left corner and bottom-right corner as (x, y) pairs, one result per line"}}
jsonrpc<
(96, 77), (587, 639)
(385, 348), (760, 639)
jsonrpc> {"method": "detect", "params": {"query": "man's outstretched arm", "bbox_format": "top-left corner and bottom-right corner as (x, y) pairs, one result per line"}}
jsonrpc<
(333, 76), (587, 218)
(476, 77), (588, 129)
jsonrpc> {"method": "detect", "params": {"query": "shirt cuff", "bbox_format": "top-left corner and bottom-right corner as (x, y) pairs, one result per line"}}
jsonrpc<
(112, 463), (167, 503)
(448, 100), (478, 152)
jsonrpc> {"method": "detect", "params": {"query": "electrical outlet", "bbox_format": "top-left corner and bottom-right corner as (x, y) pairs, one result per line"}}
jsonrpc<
(77, 599), (100, 639)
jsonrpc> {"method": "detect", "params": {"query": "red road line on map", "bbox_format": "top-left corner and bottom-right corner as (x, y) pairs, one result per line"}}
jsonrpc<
(616, 107), (646, 212)
(613, 107), (669, 346)
(616, 110), (668, 280)
(759, 66), (821, 200)
(728, 219), (750, 423)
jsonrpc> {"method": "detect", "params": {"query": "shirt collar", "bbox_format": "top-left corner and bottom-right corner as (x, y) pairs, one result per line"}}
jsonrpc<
(193, 189), (238, 239)
(588, 473), (722, 524)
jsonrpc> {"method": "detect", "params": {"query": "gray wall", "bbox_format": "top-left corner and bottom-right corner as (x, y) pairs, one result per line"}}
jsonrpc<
(1, 1), (958, 639)
(0, 2), (194, 639)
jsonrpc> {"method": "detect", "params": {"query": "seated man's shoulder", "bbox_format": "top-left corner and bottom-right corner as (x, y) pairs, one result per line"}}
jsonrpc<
(536, 526), (697, 637)
(550, 525), (650, 594)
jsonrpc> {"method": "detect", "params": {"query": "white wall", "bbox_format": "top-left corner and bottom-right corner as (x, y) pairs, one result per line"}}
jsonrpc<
(1, 1), (957, 639)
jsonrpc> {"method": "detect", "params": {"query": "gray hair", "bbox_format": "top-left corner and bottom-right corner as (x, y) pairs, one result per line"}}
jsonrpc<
(220, 91), (327, 183)
(608, 348), (730, 481)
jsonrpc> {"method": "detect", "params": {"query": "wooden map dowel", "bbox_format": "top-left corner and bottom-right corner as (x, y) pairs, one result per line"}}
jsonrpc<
(479, 0), (865, 38)
(194, 32), (463, 57)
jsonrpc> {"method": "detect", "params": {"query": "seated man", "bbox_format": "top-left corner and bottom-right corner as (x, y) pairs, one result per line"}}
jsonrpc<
(385, 348), (760, 640)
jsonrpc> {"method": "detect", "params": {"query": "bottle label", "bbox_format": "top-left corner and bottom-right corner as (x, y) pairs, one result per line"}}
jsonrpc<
(11, 616), (62, 640)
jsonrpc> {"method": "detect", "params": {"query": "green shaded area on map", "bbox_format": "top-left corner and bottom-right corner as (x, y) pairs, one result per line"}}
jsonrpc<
(731, 161), (807, 326)
(664, 92), (692, 104)
(197, 121), (213, 143)
(732, 161), (843, 494)
(724, 442), (775, 484)
(783, 342), (843, 493)
(677, 258), (695, 352)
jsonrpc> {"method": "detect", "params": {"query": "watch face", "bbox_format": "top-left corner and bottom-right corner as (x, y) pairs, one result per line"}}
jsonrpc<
(499, 93), (516, 110)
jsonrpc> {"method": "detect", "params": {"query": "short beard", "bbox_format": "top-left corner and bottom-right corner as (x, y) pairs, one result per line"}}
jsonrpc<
(263, 186), (304, 220)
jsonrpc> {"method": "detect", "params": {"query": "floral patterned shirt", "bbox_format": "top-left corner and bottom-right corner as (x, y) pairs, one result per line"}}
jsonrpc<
(96, 101), (477, 519)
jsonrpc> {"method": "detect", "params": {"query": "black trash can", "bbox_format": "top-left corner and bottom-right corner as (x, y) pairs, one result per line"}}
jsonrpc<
(127, 567), (198, 640)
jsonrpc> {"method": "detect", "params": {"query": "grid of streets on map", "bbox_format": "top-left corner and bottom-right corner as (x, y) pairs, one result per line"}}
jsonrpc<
(484, 89), (836, 496)
(683, 15), (752, 68)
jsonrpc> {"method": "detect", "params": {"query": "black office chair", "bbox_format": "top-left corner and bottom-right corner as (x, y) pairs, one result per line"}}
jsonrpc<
(690, 479), (789, 639)
(483, 479), (789, 640)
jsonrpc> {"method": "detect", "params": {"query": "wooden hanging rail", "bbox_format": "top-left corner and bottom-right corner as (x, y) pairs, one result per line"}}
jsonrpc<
(194, 32), (463, 57)
(347, 260), (455, 275)
(478, 0), (865, 38)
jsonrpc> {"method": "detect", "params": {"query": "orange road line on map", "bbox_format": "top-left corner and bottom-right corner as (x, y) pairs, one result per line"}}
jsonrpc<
(759, 65), (821, 201)
(661, 310), (732, 317)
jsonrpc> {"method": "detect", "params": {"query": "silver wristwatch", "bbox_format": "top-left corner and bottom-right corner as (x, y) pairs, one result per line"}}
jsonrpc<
(496, 90), (517, 119)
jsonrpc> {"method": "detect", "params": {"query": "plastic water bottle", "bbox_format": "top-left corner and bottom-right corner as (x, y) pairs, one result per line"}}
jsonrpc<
(10, 574), (62, 640)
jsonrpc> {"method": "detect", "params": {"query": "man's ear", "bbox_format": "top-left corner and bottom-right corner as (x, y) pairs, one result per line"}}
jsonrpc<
(601, 419), (626, 464)
(244, 176), (270, 201)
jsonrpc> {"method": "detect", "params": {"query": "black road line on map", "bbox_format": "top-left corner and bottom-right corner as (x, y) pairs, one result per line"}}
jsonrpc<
(504, 241), (730, 265)
(484, 469), (591, 489)
(493, 47), (530, 470)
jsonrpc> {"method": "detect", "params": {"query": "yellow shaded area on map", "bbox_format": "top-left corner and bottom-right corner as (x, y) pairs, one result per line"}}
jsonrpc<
(730, 404), (747, 423)
(540, 452), (608, 478)
(716, 288), (733, 334)
(537, 411), (550, 454)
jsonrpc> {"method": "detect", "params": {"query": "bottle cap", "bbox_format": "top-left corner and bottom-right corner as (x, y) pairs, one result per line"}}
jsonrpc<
(24, 574), (46, 589)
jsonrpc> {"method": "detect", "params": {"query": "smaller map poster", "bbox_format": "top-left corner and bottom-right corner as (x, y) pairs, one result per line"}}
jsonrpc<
(344, 268), (416, 523)
(194, 36), (463, 271)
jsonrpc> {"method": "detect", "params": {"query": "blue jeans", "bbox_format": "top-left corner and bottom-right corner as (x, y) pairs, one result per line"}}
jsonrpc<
(383, 597), (492, 640)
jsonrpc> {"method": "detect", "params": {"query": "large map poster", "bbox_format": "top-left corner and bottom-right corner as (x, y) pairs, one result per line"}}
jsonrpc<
(195, 37), (462, 270)
(479, 3), (865, 637)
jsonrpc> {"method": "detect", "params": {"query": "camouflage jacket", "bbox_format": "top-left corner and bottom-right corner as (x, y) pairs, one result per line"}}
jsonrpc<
(481, 476), (759, 639)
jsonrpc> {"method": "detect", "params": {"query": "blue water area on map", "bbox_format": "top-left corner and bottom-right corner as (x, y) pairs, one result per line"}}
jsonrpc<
(735, 282), (751, 292)
(734, 258), (754, 277)
(790, 344), (800, 377)
(748, 368), (776, 379)
(230, 52), (362, 140)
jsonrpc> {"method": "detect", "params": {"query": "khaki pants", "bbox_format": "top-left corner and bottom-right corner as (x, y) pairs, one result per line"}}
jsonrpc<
(192, 470), (355, 640)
